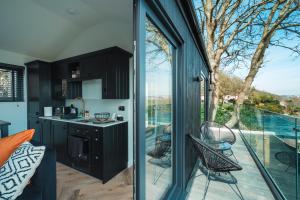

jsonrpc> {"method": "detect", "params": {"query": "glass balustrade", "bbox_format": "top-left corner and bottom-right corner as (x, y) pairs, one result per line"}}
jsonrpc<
(239, 105), (299, 200)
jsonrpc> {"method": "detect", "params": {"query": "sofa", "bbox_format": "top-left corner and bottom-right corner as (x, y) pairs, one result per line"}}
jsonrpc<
(16, 143), (56, 200)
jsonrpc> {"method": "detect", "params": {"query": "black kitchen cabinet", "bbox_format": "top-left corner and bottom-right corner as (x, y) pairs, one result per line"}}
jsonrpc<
(52, 62), (68, 79)
(28, 117), (41, 143)
(27, 66), (40, 100)
(26, 61), (53, 118)
(52, 47), (131, 100)
(52, 121), (69, 165)
(40, 119), (52, 148)
(52, 61), (82, 100)
(102, 122), (128, 183)
(90, 127), (103, 179)
(27, 47), (131, 102)
(66, 80), (82, 99)
(80, 54), (106, 79)
(38, 119), (128, 183)
(52, 79), (82, 99)
(102, 48), (131, 99)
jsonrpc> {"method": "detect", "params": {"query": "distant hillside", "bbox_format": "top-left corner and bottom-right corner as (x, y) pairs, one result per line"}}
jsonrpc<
(219, 71), (300, 116)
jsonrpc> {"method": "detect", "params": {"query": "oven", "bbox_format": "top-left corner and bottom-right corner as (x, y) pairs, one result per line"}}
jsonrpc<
(68, 126), (91, 173)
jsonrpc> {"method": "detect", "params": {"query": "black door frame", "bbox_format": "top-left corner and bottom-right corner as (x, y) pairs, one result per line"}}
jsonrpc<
(134, 0), (185, 199)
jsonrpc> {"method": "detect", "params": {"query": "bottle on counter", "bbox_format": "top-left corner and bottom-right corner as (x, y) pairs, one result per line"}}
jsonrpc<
(84, 111), (90, 119)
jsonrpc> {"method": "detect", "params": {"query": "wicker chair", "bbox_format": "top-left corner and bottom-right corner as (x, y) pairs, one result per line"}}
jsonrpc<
(189, 134), (244, 200)
(147, 125), (172, 184)
(200, 121), (238, 161)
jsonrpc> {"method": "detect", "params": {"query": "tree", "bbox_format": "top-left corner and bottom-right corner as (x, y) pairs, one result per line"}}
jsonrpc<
(194, 0), (300, 126)
(0, 70), (10, 97)
(219, 72), (244, 103)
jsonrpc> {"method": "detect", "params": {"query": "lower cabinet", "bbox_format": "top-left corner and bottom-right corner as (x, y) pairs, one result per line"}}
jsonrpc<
(39, 119), (128, 183)
(41, 119), (52, 147)
(52, 121), (70, 165)
(102, 122), (128, 183)
(28, 117), (41, 143)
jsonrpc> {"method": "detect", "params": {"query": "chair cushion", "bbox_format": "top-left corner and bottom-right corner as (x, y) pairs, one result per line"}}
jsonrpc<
(0, 129), (35, 167)
(211, 142), (232, 151)
(147, 142), (170, 158)
(0, 142), (45, 200)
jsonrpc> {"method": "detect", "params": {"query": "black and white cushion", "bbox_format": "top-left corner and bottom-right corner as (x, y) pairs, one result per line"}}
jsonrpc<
(0, 142), (45, 200)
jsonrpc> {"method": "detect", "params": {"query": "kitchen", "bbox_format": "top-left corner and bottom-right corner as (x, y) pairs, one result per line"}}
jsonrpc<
(0, 0), (134, 199)
(26, 46), (132, 183)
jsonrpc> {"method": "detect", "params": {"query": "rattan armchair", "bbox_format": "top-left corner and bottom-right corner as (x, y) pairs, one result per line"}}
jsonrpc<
(147, 125), (172, 184)
(200, 121), (236, 145)
(200, 121), (238, 161)
(189, 134), (244, 200)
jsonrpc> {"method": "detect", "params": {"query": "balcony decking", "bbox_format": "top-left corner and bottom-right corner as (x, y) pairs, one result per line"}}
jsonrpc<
(186, 129), (275, 200)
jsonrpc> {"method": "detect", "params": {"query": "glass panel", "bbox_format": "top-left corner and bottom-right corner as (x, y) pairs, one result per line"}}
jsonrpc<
(239, 106), (300, 200)
(263, 112), (297, 200)
(296, 118), (299, 200)
(200, 78), (206, 123)
(0, 68), (12, 99)
(145, 18), (173, 200)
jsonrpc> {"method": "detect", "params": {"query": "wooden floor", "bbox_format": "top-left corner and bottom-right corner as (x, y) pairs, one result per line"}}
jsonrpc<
(187, 129), (275, 200)
(56, 163), (133, 200)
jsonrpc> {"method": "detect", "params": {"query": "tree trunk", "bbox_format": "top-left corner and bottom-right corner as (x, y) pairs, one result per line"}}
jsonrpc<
(209, 68), (220, 121)
(226, 55), (264, 128)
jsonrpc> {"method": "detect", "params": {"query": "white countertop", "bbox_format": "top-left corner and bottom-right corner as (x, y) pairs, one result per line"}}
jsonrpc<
(39, 116), (127, 128)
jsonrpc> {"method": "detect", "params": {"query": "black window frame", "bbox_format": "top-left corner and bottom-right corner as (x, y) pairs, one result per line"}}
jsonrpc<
(134, 0), (185, 199)
(0, 62), (25, 102)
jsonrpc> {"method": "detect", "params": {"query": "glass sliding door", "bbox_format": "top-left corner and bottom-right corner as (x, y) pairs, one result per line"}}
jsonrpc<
(145, 18), (174, 200)
(134, 1), (180, 199)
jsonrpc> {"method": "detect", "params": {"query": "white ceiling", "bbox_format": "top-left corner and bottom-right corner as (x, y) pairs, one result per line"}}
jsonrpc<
(0, 0), (132, 61)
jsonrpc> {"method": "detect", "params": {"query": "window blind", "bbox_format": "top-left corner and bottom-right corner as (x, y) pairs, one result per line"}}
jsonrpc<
(0, 63), (24, 102)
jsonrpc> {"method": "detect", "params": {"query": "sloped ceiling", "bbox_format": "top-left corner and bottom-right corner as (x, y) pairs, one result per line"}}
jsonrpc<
(0, 0), (132, 61)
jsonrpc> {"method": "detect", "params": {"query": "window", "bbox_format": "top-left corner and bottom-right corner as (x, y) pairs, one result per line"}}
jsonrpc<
(145, 18), (175, 200)
(200, 76), (207, 123)
(0, 64), (24, 102)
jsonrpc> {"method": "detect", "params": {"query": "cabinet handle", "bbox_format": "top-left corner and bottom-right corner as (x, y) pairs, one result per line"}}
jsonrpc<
(95, 138), (99, 141)
(95, 156), (99, 160)
(95, 129), (99, 132)
(36, 112), (39, 116)
(76, 129), (80, 133)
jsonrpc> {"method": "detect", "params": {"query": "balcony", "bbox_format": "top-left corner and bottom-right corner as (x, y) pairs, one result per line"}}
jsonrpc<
(187, 106), (299, 200)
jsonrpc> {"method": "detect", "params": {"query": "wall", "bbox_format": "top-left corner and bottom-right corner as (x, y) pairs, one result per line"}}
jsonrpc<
(0, 49), (37, 134)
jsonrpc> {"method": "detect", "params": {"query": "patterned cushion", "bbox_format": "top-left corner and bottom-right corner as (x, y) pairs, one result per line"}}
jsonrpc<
(0, 142), (45, 200)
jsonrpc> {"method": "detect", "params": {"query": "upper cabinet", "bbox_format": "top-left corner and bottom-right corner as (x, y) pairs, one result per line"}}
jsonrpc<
(26, 61), (52, 112)
(103, 50), (130, 99)
(27, 47), (131, 101)
(52, 46), (132, 100)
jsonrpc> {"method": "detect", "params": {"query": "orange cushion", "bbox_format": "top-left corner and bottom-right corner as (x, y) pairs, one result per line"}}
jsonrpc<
(0, 129), (35, 167)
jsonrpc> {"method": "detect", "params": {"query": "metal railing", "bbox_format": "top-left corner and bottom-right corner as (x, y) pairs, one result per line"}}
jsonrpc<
(238, 105), (299, 200)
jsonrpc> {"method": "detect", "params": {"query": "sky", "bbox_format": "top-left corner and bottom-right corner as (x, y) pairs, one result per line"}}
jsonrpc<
(233, 45), (300, 96)
(191, 0), (300, 96)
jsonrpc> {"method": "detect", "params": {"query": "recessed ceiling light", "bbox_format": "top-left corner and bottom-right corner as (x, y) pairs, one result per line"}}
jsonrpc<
(66, 8), (79, 15)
